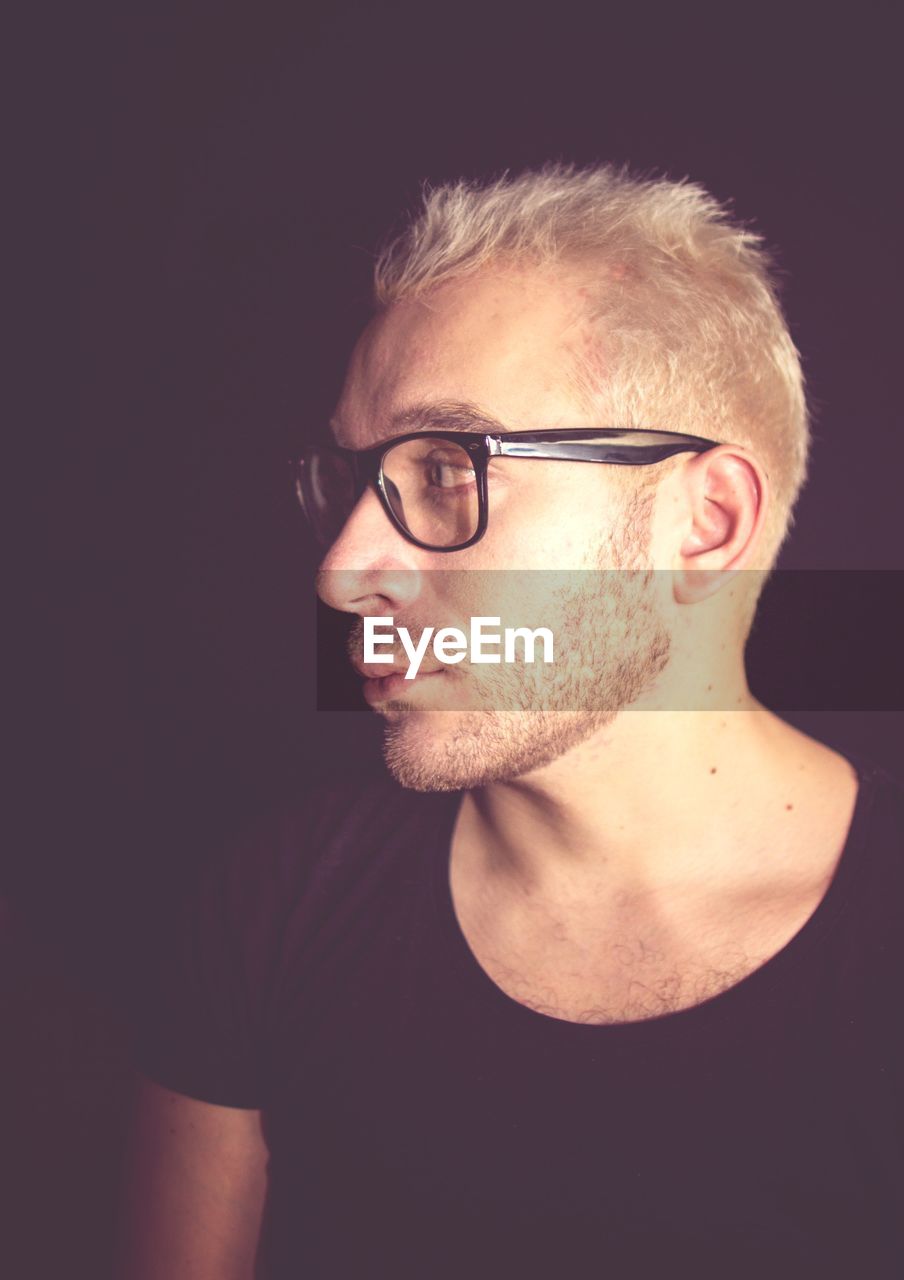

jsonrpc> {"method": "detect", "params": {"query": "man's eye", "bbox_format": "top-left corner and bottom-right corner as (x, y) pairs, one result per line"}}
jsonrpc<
(425, 460), (475, 488)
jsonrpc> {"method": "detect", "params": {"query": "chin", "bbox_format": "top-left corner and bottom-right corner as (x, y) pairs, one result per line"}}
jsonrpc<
(380, 704), (617, 792)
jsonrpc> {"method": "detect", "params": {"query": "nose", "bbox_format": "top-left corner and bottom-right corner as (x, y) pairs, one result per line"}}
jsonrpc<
(315, 484), (424, 616)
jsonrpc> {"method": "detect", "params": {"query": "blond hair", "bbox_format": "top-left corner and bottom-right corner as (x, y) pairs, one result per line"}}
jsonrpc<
(374, 162), (810, 565)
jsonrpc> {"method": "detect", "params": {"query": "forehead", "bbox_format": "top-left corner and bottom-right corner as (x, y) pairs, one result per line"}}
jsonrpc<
(331, 265), (597, 447)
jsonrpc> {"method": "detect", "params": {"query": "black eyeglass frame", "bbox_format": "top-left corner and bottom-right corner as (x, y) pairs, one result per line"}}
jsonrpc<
(292, 427), (723, 553)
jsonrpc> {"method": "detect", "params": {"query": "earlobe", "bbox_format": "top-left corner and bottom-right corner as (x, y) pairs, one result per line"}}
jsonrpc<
(674, 563), (735, 605)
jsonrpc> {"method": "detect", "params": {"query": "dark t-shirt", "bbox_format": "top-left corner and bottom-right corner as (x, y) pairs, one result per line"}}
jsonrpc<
(132, 754), (904, 1278)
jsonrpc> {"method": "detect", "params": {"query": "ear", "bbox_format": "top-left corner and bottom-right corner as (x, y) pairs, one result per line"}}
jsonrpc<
(674, 447), (769, 605)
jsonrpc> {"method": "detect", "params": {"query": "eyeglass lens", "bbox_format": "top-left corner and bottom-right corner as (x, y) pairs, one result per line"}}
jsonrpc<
(381, 437), (479, 547)
(301, 437), (480, 549)
(299, 449), (359, 546)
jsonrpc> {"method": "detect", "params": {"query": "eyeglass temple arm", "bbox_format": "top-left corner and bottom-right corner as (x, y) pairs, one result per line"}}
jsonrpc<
(490, 432), (720, 464)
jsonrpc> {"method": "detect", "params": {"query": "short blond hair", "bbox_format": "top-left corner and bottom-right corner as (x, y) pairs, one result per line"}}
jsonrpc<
(374, 162), (810, 565)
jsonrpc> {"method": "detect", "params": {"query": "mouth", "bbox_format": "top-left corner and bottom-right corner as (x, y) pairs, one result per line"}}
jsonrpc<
(360, 667), (446, 705)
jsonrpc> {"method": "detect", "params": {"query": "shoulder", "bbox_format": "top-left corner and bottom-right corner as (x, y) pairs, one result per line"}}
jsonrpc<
(203, 772), (456, 910)
(130, 773), (454, 1100)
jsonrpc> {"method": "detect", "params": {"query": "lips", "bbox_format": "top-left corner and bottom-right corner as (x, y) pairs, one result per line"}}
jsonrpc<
(351, 659), (444, 680)
(346, 620), (446, 694)
(360, 666), (445, 705)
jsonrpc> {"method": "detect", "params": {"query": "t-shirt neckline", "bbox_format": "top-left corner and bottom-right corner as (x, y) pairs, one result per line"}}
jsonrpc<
(429, 752), (881, 1039)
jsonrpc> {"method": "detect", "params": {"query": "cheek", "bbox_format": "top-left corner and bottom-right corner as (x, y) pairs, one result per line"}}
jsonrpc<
(527, 493), (608, 566)
(494, 478), (609, 566)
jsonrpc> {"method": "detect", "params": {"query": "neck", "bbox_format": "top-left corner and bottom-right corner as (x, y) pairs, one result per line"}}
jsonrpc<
(458, 698), (836, 898)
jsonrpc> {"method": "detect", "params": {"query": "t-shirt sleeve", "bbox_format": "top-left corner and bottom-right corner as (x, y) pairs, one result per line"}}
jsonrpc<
(127, 806), (305, 1110)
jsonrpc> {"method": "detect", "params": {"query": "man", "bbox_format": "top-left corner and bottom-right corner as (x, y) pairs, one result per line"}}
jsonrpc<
(119, 164), (903, 1278)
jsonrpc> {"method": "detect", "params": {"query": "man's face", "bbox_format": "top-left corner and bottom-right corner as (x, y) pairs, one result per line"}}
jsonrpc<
(316, 265), (672, 790)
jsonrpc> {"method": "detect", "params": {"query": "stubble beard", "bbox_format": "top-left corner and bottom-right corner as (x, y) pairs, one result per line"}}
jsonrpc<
(381, 491), (672, 792)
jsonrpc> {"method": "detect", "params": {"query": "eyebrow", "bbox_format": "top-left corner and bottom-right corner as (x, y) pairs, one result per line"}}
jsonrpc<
(330, 399), (509, 446)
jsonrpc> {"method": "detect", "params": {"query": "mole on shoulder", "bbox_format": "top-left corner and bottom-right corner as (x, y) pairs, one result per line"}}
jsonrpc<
(785, 803), (794, 811)
(710, 767), (717, 774)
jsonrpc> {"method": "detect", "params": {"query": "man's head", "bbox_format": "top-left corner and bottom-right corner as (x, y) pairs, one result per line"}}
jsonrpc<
(313, 163), (809, 790)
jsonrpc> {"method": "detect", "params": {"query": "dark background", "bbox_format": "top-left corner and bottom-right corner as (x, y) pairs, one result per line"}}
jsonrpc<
(7, 2), (903, 1275)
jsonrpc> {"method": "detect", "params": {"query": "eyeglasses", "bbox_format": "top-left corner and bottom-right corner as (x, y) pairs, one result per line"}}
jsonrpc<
(291, 427), (723, 552)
